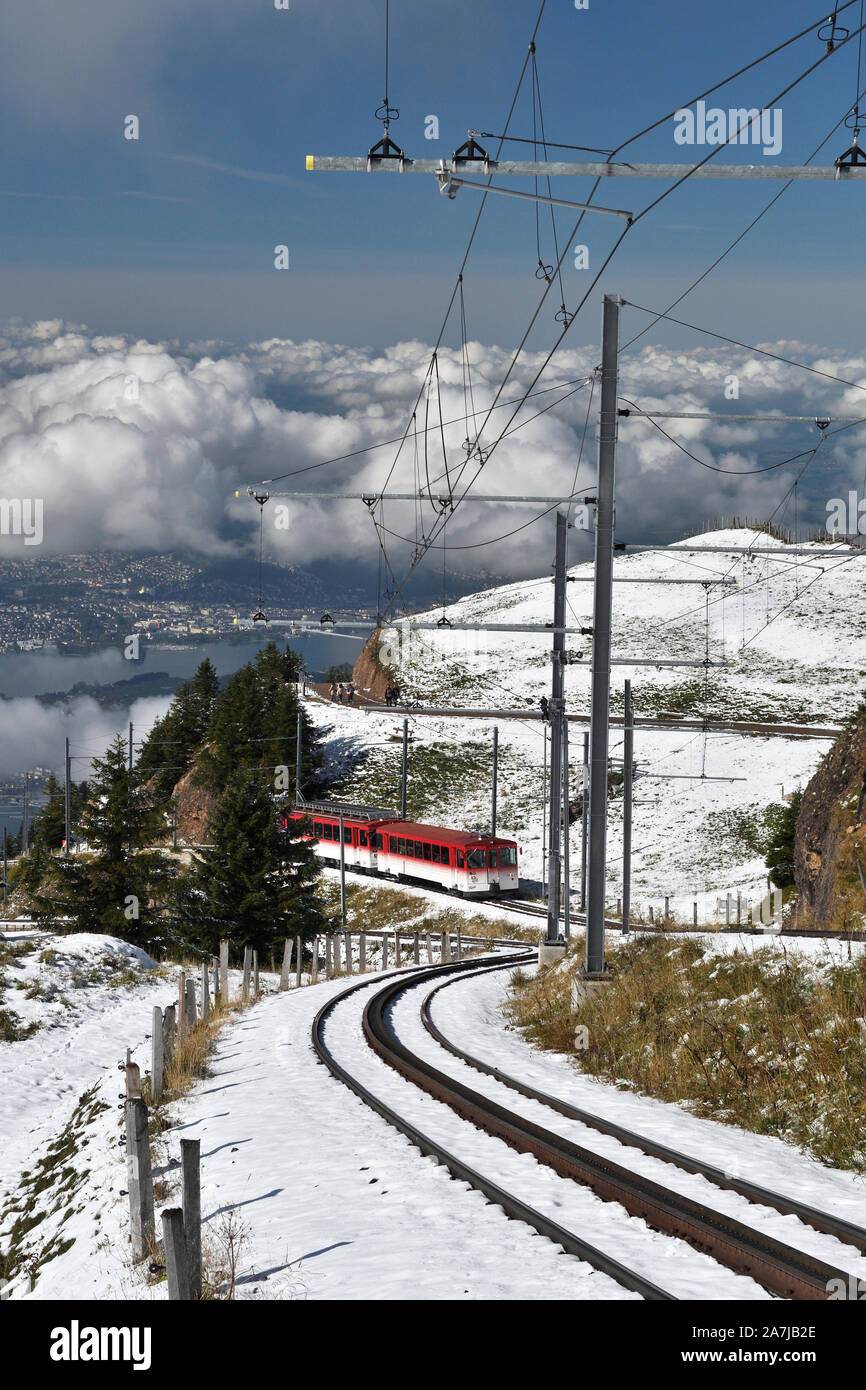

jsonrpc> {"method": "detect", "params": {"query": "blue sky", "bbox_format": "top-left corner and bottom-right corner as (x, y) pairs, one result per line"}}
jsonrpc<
(2, 0), (866, 349)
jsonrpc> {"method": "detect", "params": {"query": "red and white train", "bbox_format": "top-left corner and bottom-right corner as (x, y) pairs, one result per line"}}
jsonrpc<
(280, 800), (520, 897)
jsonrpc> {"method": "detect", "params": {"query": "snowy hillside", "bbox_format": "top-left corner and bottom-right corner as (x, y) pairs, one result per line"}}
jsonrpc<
(309, 529), (866, 917)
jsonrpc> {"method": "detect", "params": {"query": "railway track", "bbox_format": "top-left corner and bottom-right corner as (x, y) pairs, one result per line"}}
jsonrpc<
(313, 952), (865, 1301)
(487, 894), (866, 946)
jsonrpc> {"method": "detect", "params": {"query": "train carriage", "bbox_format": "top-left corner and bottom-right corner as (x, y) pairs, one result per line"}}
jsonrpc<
(281, 800), (520, 897)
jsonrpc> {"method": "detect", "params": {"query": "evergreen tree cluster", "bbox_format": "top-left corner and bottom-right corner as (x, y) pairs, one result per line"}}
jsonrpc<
(21, 643), (329, 958)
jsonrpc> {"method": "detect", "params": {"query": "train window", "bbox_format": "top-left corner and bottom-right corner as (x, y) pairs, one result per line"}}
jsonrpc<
(372, 833), (381, 850)
(322, 823), (332, 840)
(467, 848), (486, 869)
(489, 850), (498, 869)
(314, 822), (323, 838)
(431, 844), (440, 864)
(343, 827), (352, 844)
(397, 837), (406, 855)
(360, 831), (368, 847)
(422, 843), (431, 861)
(414, 840), (423, 857)
(389, 836), (397, 853)
(456, 850), (465, 869)
(500, 846), (517, 866)
(441, 847), (451, 867)
(406, 841), (414, 857)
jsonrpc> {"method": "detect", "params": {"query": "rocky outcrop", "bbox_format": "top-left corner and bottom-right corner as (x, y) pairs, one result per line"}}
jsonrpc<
(352, 629), (396, 700)
(794, 713), (866, 928)
(173, 765), (217, 846)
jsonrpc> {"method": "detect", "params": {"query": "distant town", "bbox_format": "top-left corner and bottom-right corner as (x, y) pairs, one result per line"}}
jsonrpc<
(0, 551), (369, 653)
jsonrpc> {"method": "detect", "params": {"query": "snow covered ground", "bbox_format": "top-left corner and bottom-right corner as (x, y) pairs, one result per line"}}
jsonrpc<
(7, 944), (864, 1301)
(307, 529), (866, 918)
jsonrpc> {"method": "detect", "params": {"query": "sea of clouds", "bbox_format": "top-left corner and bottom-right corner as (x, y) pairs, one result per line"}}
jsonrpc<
(1, 317), (865, 577)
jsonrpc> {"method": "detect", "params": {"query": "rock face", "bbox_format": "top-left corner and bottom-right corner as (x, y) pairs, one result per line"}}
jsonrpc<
(173, 765), (217, 846)
(794, 714), (866, 928)
(352, 630), (395, 701)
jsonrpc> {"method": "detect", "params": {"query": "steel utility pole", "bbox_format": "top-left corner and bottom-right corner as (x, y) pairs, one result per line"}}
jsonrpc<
(401, 718), (409, 819)
(128, 722), (134, 773)
(22, 774), (28, 857)
(562, 714), (571, 940)
(65, 737), (71, 857)
(580, 731), (589, 911)
(545, 510), (568, 945)
(623, 679), (634, 935)
(339, 811), (347, 930)
(296, 711), (303, 803)
(2, 826), (7, 903)
(585, 294), (621, 975)
(491, 725), (498, 838)
(541, 723), (548, 903)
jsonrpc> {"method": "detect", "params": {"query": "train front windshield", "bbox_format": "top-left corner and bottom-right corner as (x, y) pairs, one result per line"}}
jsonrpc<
(466, 848), (487, 869)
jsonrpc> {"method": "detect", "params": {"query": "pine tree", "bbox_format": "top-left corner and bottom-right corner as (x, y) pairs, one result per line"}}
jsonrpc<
(198, 644), (321, 797)
(35, 735), (177, 950)
(180, 769), (324, 955)
(30, 774), (66, 851)
(765, 789), (802, 890)
(137, 658), (220, 799)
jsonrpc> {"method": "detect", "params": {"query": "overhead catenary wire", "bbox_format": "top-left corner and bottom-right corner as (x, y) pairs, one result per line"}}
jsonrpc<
(379, 20), (866, 615)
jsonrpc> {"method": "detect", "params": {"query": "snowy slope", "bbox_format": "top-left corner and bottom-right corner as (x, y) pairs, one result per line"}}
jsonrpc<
(308, 530), (866, 917)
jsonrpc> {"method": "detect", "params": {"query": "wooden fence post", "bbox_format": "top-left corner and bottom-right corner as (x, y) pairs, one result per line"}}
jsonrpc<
(295, 935), (302, 987)
(162, 1003), (176, 1065)
(242, 945), (252, 1002)
(325, 935), (333, 979)
(426, 931), (433, 964)
(253, 950), (259, 998)
(219, 940), (229, 1001)
(441, 931), (449, 962)
(151, 1008), (164, 1103)
(693, 901), (698, 927)
(456, 928), (462, 960)
(413, 932), (420, 965)
(332, 934), (340, 975)
(664, 896), (670, 923)
(211, 956), (220, 1002)
(125, 1061), (142, 1099)
(181, 1138), (202, 1299)
(312, 936), (319, 984)
(344, 931), (352, 975)
(162, 1208), (191, 1301)
(393, 931), (400, 966)
(125, 1097), (155, 1262)
(279, 938), (293, 991)
(177, 970), (187, 1044)
(381, 934), (388, 969)
(201, 961), (210, 1019)
(359, 932), (367, 973)
(184, 977), (197, 1029)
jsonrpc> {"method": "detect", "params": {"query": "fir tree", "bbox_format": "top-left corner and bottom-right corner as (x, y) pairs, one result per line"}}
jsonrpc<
(35, 735), (177, 950)
(198, 644), (321, 797)
(137, 658), (220, 799)
(180, 769), (324, 954)
(765, 789), (802, 890)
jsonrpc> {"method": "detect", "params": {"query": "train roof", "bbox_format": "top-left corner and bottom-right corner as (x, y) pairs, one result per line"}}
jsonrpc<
(373, 820), (516, 846)
(293, 798), (400, 822)
(288, 805), (516, 845)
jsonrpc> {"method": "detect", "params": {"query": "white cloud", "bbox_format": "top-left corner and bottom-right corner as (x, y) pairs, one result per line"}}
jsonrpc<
(0, 693), (171, 783)
(1, 316), (865, 576)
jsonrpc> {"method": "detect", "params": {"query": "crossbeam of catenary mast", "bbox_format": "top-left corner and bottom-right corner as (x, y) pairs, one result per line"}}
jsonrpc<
(622, 544), (864, 559)
(240, 490), (595, 503)
(618, 410), (866, 423)
(306, 155), (866, 181)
